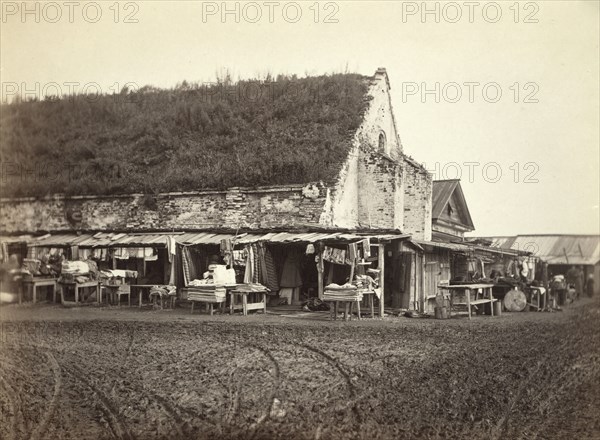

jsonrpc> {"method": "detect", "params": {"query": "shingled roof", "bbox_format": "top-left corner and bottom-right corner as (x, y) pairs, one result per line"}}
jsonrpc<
(0, 73), (371, 197)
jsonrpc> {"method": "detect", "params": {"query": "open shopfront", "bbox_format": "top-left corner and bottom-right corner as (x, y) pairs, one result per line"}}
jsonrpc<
(24, 233), (177, 305)
(175, 231), (409, 318)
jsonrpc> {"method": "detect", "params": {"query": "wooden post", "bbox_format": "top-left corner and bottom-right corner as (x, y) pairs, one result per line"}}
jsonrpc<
(542, 261), (548, 309)
(317, 243), (324, 300)
(466, 288), (471, 320)
(378, 243), (385, 317)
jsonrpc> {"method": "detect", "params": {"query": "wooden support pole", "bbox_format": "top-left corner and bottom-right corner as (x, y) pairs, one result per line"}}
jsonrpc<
(317, 243), (324, 300)
(378, 243), (385, 317)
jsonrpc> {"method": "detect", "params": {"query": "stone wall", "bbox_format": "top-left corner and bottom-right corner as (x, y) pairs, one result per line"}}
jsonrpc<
(0, 183), (328, 233)
(356, 151), (402, 229)
(323, 68), (405, 230)
(402, 158), (433, 240)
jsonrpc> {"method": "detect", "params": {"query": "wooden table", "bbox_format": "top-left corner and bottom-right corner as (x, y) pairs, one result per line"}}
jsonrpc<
(328, 300), (360, 321)
(360, 290), (377, 318)
(437, 283), (497, 320)
(327, 291), (377, 321)
(100, 284), (133, 306)
(189, 297), (226, 315)
(22, 278), (57, 304)
(130, 285), (156, 308)
(182, 287), (226, 315)
(59, 281), (101, 305)
(529, 286), (547, 310)
(229, 290), (267, 316)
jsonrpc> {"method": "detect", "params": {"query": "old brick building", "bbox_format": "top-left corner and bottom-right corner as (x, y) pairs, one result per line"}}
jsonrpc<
(0, 68), (433, 239)
(1, 68), (437, 312)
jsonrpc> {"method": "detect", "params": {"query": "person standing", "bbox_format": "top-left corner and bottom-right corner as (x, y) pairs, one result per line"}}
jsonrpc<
(566, 266), (579, 299)
(575, 266), (585, 300)
(585, 274), (595, 298)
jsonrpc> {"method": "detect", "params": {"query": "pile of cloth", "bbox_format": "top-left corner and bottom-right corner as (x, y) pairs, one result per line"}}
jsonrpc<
(185, 285), (227, 302)
(61, 260), (90, 276)
(149, 285), (177, 299)
(353, 274), (377, 290)
(234, 283), (269, 293)
(302, 297), (330, 312)
(98, 269), (138, 285)
(323, 283), (363, 302)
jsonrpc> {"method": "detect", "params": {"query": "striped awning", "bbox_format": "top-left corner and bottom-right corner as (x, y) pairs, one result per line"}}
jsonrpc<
(28, 232), (171, 248)
(26, 231), (410, 248)
(176, 231), (409, 245)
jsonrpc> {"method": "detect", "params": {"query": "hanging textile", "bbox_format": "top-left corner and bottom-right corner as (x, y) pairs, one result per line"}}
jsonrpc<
(243, 244), (254, 284)
(280, 249), (303, 288)
(348, 242), (358, 262)
(181, 246), (194, 286)
(220, 238), (233, 266)
(252, 243), (261, 284)
(256, 243), (268, 287)
(362, 238), (371, 258)
(0, 242), (8, 263)
(143, 248), (157, 261)
(113, 248), (128, 260)
(233, 250), (246, 266)
(322, 246), (347, 265)
(261, 243), (279, 292)
(166, 236), (177, 263)
(78, 248), (92, 260)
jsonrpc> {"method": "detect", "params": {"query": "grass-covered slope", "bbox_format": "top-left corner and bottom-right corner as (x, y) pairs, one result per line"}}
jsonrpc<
(0, 74), (369, 197)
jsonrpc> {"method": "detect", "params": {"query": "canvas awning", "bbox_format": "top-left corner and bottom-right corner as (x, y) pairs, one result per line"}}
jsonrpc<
(176, 231), (410, 245)
(27, 232), (171, 248)
(416, 240), (526, 257)
(25, 231), (410, 248)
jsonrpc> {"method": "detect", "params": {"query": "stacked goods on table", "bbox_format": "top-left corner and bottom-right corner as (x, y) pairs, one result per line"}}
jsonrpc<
(98, 269), (138, 285)
(21, 255), (63, 280)
(58, 260), (102, 284)
(323, 283), (363, 301)
(184, 264), (236, 302)
(185, 283), (227, 302)
(234, 283), (269, 293)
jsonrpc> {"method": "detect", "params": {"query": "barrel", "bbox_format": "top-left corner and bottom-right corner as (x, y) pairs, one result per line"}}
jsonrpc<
(493, 300), (502, 316)
(434, 306), (449, 319)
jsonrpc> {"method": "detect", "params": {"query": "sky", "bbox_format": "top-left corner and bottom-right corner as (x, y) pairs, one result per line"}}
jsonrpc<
(1, 0), (599, 236)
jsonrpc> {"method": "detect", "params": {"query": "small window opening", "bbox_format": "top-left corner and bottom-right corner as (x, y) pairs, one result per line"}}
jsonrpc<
(378, 131), (386, 152)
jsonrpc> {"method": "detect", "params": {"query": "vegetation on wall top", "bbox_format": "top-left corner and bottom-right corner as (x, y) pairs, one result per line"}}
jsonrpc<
(0, 73), (370, 197)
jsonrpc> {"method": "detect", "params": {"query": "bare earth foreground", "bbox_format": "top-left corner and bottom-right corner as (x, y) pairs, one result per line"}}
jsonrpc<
(0, 299), (599, 440)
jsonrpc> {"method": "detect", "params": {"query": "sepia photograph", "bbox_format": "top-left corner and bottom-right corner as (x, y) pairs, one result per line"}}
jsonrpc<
(0, 1), (599, 439)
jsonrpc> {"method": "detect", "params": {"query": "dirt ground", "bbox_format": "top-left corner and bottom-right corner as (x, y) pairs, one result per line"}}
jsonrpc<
(0, 298), (599, 440)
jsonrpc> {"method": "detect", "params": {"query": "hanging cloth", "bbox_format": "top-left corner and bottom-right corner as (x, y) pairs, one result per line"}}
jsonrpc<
(262, 244), (279, 292)
(181, 246), (194, 286)
(243, 244), (254, 284)
(348, 243), (358, 263)
(166, 236), (177, 263)
(362, 238), (371, 258)
(280, 249), (303, 288)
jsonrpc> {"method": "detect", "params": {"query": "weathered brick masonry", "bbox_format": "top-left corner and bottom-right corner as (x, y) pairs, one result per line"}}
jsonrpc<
(0, 184), (328, 233)
(356, 151), (402, 229)
(403, 158), (433, 240)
